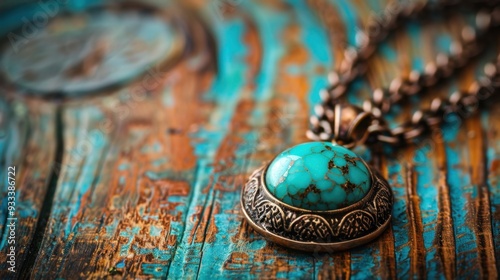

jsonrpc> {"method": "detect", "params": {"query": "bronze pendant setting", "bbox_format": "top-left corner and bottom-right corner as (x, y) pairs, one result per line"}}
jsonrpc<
(241, 162), (393, 252)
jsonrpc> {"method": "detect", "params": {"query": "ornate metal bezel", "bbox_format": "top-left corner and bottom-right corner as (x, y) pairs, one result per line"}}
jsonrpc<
(241, 162), (393, 252)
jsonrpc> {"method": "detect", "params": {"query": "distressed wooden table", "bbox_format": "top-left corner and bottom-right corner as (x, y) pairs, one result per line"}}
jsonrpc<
(0, 0), (499, 279)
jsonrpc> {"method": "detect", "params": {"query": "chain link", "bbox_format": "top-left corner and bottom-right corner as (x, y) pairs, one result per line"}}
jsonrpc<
(307, 0), (500, 148)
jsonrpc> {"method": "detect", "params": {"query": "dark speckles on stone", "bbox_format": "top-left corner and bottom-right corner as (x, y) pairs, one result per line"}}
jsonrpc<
(344, 154), (357, 165)
(328, 160), (335, 169)
(342, 181), (357, 193)
(299, 184), (321, 199)
(340, 165), (349, 175)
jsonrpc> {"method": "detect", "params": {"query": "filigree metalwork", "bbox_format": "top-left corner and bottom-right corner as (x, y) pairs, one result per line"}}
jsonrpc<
(241, 164), (393, 252)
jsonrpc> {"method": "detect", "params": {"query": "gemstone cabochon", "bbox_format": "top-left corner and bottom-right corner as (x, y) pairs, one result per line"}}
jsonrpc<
(265, 142), (371, 211)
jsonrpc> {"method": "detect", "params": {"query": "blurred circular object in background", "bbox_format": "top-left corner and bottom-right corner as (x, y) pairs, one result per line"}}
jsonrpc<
(0, 2), (186, 97)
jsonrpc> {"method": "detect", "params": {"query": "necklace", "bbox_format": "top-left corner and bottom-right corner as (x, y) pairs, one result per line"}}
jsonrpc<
(240, 1), (500, 252)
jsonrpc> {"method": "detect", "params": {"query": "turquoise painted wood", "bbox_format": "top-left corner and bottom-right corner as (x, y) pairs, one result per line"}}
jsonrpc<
(0, 0), (499, 279)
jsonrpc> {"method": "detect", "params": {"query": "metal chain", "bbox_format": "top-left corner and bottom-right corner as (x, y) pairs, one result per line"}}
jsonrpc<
(307, 0), (500, 148)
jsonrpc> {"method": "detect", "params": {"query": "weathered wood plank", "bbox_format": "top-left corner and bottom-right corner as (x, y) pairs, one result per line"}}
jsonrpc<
(485, 100), (500, 275)
(169, 4), (263, 277)
(461, 43), (500, 278)
(30, 57), (217, 280)
(0, 97), (57, 279)
(0, 0), (499, 279)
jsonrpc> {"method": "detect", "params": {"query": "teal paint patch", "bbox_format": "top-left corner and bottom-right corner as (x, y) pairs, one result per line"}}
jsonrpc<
(436, 34), (452, 54)
(290, 0), (331, 63)
(345, 79), (368, 106)
(482, 110), (500, 268)
(0, 4), (43, 37)
(168, 7), (252, 278)
(444, 128), (479, 278)
(60, 127), (107, 237)
(243, 1), (288, 101)
(141, 141), (163, 153)
(330, 0), (358, 46)
(104, 216), (120, 238)
(142, 262), (168, 278)
(152, 158), (168, 167)
(195, 1), (331, 278)
(119, 226), (141, 256)
(0, 101), (30, 248)
(414, 144), (440, 277)
(0, 102), (25, 169)
(350, 244), (380, 280)
(407, 21), (425, 72)
(388, 160), (411, 278)
(288, 0), (332, 113)
(379, 43), (397, 62)
(204, 19), (248, 102)
(116, 259), (125, 269)
(486, 145), (500, 256)
(28, 106), (115, 274)
(134, 245), (171, 261)
(145, 169), (192, 182)
(0, 0), (103, 36)
(150, 225), (162, 237)
(195, 3), (291, 278)
(364, 0), (383, 15)
(274, 257), (315, 279)
(162, 87), (175, 107)
(118, 163), (129, 171)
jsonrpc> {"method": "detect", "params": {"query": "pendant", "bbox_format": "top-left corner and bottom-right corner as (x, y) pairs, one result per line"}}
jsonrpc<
(241, 142), (393, 252)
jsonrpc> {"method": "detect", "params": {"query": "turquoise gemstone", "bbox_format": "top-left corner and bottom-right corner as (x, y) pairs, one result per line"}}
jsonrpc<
(265, 142), (371, 211)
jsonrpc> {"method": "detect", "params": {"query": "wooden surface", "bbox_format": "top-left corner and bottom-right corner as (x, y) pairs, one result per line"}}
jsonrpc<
(0, 0), (499, 279)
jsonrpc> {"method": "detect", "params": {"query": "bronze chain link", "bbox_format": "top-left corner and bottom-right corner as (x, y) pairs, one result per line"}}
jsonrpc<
(307, 0), (500, 148)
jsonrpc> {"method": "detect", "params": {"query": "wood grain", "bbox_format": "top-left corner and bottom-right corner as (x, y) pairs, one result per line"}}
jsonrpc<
(0, 0), (499, 279)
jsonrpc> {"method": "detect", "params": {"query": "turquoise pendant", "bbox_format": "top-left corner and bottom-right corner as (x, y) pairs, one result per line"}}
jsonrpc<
(241, 141), (393, 252)
(265, 142), (371, 211)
